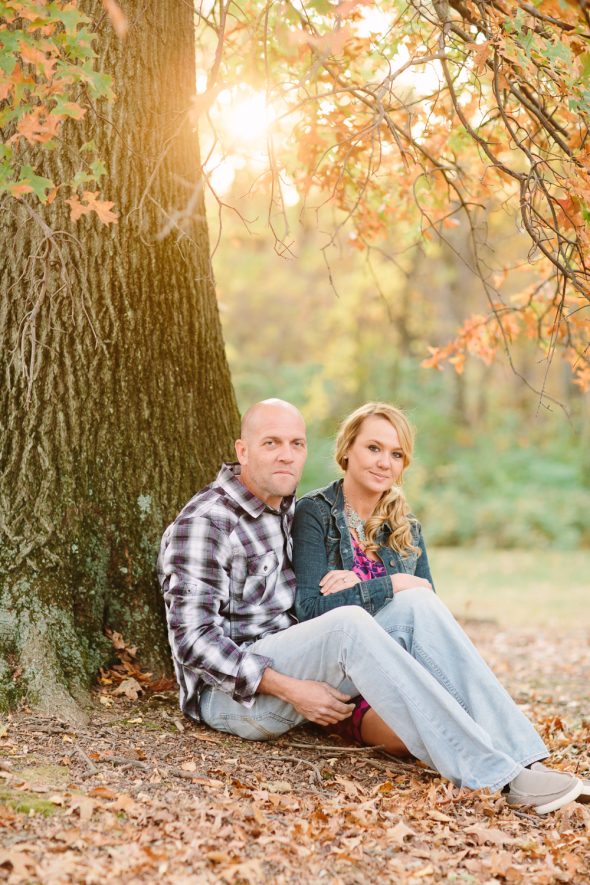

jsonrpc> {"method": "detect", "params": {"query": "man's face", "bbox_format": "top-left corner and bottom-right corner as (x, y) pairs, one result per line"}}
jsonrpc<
(235, 406), (307, 508)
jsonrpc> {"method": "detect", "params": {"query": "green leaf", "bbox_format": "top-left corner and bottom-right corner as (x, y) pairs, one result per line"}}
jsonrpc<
(539, 40), (572, 68)
(308, 0), (331, 14)
(80, 140), (96, 152)
(69, 170), (94, 188)
(50, 94), (87, 119)
(78, 61), (115, 100)
(18, 166), (54, 201)
(89, 160), (106, 181)
(577, 53), (590, 84)
(53, 5), (90, 35)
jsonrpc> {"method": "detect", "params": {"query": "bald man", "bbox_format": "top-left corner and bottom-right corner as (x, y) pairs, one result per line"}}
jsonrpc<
(157, 399), (335, 722)
(157, 402), (585, 808)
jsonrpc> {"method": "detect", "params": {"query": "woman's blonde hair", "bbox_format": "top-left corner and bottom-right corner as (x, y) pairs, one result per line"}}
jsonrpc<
(335, 402), (419, 557)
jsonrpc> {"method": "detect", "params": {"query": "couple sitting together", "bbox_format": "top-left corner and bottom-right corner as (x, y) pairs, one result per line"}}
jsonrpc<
(157, 399), (588, 814)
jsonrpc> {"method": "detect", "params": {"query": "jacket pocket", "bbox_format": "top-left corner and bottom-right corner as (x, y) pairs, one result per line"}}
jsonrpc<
(325, 536), (341, 569)
(242, 551), (279, 603)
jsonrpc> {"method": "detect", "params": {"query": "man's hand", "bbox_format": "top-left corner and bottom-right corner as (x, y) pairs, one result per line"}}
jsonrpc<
(288, 681), (355, 724)
(390, 574), (433, 594)
(258, 668), (355, 725)
(319, 569), (360, 595)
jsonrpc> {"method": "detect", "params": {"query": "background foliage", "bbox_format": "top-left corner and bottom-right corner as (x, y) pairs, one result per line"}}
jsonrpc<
(213, 189), (590, 550)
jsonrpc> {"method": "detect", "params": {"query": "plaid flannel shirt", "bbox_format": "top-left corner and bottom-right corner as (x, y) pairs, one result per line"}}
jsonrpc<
(157, 462), (297, 721)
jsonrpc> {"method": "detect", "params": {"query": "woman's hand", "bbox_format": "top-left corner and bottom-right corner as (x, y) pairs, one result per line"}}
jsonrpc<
(390, 573), (433, 594)
(319, 570), (361, 595)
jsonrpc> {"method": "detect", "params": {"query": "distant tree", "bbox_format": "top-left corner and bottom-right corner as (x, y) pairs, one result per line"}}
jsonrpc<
(0, 1), (239, 722)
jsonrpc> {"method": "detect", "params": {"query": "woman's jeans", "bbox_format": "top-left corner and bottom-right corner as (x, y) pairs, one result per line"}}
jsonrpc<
(200, 588), (547, 790)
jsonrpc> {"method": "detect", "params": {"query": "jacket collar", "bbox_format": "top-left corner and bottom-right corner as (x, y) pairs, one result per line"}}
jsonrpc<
(313, 477), (391, 538)
(216, 462), (295, 518)
(310, 478), (344, 512)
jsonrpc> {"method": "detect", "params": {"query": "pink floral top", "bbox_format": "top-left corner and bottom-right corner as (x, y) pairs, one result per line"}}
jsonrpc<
(351, 537), (387, 581)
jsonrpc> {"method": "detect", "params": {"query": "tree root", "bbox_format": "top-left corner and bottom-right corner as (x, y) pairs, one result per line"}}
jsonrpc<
(0, 590), (93, 726)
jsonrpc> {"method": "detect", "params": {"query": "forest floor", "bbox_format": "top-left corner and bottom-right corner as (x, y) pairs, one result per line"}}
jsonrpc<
(1, 621), (590, 885)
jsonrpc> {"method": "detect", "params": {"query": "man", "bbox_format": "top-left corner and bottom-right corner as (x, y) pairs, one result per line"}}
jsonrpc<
(158, 399), (583, 814)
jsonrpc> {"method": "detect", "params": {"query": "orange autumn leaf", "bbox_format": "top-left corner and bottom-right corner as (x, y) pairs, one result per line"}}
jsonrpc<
(18, 40), (52, 73)
(66, 192), (118, 225)
(14, 107), (64, 144)
(8, 182), (34, 197)
(466, 40), (493, 75)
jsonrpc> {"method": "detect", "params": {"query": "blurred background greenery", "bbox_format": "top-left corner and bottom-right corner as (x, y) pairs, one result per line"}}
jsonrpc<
(209, 182), (590, 626)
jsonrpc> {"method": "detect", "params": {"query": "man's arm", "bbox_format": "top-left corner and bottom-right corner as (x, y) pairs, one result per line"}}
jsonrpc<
(158, 513), (271, 706)
(257, 668), (355, 725)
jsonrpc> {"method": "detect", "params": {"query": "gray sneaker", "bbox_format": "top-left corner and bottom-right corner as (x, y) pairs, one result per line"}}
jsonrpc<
(505, 765), (582, 814)
(530, 762), (590, 805)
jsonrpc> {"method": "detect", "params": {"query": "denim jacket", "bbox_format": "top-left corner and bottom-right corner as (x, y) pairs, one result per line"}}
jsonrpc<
(292, 479), (434, 622)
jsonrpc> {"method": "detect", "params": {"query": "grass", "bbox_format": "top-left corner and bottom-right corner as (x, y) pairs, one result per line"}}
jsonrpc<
(429, 548), (590, 629)
(0, 763), (76, 816)
(0, 785), (60, 817)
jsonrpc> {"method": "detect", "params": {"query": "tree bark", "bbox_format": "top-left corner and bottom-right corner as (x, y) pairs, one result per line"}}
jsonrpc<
(0, 1), (240, 723)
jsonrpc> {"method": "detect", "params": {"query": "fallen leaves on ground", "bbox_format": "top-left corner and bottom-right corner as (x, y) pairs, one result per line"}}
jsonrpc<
(1, 624), (590, 884)
(97, 629), (176, 700)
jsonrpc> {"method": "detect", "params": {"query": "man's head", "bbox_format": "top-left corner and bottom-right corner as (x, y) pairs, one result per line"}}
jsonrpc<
(235, 399), (307, 508)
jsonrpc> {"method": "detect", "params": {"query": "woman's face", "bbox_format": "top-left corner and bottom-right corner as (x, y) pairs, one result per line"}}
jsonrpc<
(344, 415), (405, 496)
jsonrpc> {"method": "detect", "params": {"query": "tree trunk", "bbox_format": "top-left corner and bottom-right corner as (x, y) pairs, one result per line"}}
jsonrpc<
(0, 1), (240, 724)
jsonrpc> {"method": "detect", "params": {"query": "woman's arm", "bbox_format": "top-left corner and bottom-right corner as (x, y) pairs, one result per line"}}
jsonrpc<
(292, 497), (394, 622)
(414, 523), (435, 592)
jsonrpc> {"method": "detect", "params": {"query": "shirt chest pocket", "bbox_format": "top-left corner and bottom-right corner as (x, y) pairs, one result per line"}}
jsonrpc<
(242, 551), (279, 603)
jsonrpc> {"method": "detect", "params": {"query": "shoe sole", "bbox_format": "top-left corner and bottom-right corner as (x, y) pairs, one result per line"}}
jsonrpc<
(534, 778), (583, 815)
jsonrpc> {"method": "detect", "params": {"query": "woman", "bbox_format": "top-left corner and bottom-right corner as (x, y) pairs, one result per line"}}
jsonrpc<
(291, 402), (587, 814)
(292, 402), (429, 753)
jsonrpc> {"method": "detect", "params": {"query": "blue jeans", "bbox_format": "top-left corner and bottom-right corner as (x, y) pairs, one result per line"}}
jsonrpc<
(200, 588), (547, 790)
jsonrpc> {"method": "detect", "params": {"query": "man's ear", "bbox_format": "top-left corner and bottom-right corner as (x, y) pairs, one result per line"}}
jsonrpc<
(235, 438), (247, 466)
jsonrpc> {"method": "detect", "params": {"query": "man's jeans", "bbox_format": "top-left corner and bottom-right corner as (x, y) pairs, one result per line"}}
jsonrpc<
(200, 588), (547, 790)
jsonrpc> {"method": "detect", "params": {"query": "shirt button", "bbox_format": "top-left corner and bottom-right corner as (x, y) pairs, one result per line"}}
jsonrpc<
(389, 560), (395, 566)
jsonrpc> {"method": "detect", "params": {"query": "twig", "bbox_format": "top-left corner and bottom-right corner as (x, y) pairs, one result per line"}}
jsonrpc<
(74, 744), (99, 777)
(93, 716), (133, 727)
(98, 755), (148, 769)
(258, 754), (323, 789)
(282, 742), (385, 754)
(159, 746), (177, 762)
(29, 726), (69, 735)
(167, 767), (202, 780)
(513, 809), (543, 823)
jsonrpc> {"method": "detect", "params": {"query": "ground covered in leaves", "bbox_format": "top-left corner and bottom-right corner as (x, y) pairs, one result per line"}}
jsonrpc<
(1, 622), (590, 885)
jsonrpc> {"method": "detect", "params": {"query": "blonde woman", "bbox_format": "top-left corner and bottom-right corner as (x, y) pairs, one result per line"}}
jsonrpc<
(292, 402), (431, 754)
(291, 402), (587, 812)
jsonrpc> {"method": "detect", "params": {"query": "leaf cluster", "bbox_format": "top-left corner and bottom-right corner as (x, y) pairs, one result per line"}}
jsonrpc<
(0, 0), (116, 222)
(196, 0), (590, 398)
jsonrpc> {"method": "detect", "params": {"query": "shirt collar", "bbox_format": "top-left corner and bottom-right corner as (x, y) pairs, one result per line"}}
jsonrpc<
(216, 462), (296, 518)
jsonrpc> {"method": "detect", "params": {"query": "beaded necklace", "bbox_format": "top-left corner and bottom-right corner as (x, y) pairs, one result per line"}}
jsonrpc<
(343, 493), (368, 544)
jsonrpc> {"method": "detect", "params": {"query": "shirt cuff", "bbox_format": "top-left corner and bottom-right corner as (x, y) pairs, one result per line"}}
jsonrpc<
(232, 651), (272, 705)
